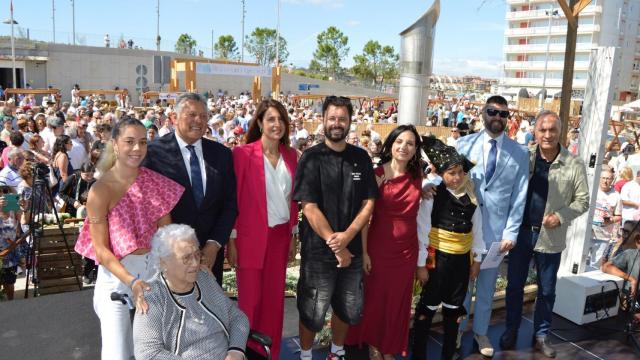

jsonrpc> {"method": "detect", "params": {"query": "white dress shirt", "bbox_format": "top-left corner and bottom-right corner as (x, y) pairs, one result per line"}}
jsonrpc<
(175, 134), (207, 194)
(264, 155), (291, 227)
(482, 131), (505, 174)
(416, 187), (486, 266)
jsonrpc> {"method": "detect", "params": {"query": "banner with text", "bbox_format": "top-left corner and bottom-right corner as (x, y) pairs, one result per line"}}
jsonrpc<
(196, 63), (272, 77)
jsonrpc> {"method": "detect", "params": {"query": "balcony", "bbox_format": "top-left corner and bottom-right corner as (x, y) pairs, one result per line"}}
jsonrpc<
(501, 77), (588, 88)
(505, 24), (600, 37)
(503, 60), (590, 71)
(506, 0), (552, 4)
(506, 6), (601, 21)
(503, 42), (596, 53)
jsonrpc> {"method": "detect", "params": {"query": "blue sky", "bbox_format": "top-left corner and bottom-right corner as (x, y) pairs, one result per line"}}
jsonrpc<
(2, 0), (507, 78)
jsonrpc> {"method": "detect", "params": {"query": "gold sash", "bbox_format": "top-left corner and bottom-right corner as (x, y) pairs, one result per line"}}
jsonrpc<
(428, 227), (472, 254)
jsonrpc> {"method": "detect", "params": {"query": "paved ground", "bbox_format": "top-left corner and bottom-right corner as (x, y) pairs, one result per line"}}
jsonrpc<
(1, 286), (639, 360)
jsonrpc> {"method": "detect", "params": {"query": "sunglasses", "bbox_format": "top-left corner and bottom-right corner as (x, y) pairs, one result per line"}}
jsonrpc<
(486, 108), (510, 118)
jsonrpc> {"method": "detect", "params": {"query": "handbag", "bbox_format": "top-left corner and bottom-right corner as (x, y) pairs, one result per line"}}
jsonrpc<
(48, 163), (58, 188)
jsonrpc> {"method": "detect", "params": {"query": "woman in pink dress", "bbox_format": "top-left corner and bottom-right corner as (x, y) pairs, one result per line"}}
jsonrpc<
(347, 125), (424, 359)
(74, 117), (184, 360)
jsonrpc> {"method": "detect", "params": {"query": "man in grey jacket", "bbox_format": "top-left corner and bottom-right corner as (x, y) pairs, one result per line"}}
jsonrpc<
(500, 110), (589, 358)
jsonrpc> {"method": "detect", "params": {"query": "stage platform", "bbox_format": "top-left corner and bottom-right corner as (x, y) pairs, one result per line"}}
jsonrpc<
(0, 289), (638, 359)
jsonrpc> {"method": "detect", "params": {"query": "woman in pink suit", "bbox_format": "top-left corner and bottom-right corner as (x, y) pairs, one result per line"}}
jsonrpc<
(228, 99), (298, 360)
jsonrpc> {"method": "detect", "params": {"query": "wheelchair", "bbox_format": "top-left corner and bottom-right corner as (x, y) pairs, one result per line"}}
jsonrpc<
(112, 292), (273, 360)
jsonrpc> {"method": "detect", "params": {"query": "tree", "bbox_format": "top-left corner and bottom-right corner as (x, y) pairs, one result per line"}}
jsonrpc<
(214, 35), (239, 60)
(351, 40), (399, 87)
(175, 33), (197, 55)
(311, 26), (349, 77)
(244, 27), (289, 66)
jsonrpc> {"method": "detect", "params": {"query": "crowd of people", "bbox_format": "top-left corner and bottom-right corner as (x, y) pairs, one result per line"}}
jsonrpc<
(0, 87), (635, 360)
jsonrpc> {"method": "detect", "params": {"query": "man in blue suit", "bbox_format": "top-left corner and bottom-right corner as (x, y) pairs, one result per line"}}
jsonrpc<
(456, 95), (529, 357)
(143, 93), (237, 285)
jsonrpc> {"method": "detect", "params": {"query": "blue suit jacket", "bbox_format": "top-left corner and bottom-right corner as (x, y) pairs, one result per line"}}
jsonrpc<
(456, 131), (529, 245)
(142, 133), (238, 248)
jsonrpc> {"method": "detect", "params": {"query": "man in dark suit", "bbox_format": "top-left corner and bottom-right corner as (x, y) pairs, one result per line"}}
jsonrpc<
(143, 93), (237, 284)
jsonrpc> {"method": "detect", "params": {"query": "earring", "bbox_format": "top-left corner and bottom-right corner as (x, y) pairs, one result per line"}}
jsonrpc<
(259, 127), (263, 133)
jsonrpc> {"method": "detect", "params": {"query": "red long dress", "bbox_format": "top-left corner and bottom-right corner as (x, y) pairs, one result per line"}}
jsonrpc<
(347, 166), (421, 355)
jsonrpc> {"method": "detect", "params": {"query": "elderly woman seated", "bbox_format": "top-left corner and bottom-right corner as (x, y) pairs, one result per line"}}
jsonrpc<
(133, 224), (249, 360)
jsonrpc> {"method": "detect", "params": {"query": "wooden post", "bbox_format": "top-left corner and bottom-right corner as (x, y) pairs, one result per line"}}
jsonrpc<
(252, 76), (262, 104)
(169, 60), (179, 92)
(557, 0), (592, 146)
(184, 61), (196, 92)
(271, 66), (281, 99)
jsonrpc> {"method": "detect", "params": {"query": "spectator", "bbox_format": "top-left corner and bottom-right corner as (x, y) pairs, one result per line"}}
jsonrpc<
(0, 186), (27, 300)
(0, 115), (13, 144)
(66, 123), (89, 170)
(41, 116), (65, 154)
(590, 169), (621, 270)
(0, 131), (24, 168)
(0, 148), (25, 189)
(621, 170), (640, 224)
(147, 125), (158, 142)
(446, 128), (460, 147)
(91, 124), (112, 152)
(615, 167), (633, 193)
(27, 134), (50, 164)
(51, 135), (74, 196)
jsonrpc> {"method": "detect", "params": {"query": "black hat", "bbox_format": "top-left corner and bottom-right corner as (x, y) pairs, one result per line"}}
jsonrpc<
(421, 135), (474, 173)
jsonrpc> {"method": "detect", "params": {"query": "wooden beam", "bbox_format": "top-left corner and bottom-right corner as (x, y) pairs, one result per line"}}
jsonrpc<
(556, 0), (577, 28)
(573, 0), (592, 16)
(559, 0), (592, 146)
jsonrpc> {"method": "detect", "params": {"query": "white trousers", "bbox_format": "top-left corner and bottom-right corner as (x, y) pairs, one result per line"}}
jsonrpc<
(93, 254), (151, 360)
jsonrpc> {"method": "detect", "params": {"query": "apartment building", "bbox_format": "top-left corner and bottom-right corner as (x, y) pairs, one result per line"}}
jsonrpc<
(501, 0), (640, 102)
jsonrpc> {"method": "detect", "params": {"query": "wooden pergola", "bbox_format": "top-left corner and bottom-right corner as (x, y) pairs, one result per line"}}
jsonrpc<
(76, 89), (128, 98)
(3, 88), (61, 103)
(141, 91), (186, 105)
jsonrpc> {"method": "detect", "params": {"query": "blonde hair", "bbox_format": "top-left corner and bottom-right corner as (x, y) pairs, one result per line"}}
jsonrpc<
(619, 166), (633, 181)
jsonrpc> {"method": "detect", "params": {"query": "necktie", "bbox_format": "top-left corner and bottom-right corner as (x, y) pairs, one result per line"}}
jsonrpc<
(186, 145), (204, 208)
(486, 139), (497, 184)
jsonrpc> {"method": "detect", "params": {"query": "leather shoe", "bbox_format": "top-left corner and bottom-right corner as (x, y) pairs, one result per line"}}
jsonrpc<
(534, 337), (556, 358)
(499, 329), (518, 350)
(473, 334), (494, 357)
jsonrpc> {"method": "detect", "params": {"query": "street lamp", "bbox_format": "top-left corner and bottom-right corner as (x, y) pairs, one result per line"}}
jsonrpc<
(540, 8), (560, 110)
(3, 17), (19, 89)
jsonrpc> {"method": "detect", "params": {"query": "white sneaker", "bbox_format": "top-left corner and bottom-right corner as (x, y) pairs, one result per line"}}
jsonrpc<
(474, 334), (494, 357)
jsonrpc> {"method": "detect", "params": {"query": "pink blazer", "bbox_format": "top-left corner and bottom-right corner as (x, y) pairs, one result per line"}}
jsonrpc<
(232, 139), (298, 269)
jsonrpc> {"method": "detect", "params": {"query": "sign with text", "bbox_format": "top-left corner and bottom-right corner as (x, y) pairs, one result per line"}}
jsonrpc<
(196, 63), (272, 77)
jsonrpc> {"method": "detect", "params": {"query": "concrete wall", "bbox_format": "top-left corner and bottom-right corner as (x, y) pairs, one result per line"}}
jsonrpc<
(0, 42), (394, 104)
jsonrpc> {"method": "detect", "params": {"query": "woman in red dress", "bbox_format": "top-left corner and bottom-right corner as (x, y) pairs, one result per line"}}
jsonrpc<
(347, 125), (424, 359)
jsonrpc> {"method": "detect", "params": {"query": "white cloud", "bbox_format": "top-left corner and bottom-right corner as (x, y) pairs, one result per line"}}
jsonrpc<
(433, 57), (503, 78)
(282, 0), (344, 9)
(346, 20), (360, 27)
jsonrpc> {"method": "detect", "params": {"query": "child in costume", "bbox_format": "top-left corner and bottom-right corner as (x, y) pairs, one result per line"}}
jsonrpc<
(412, 136), (486, 360)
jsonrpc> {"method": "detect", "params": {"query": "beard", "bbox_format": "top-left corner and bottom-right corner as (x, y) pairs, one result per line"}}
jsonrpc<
(484, 118), (506, 134)
(324, 126), (347, 143)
